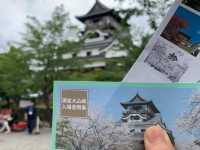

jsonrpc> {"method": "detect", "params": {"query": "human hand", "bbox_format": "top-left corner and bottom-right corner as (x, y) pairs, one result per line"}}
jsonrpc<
(144, 125), (175, 150)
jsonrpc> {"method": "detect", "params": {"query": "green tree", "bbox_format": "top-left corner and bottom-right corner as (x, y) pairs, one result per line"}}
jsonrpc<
(116, 0), (174, 30)
(20, 5), (82, 121)
(0, 46), (31, 105)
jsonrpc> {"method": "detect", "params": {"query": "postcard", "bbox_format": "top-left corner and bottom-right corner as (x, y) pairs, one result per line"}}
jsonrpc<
(123, 0), (200, 83)
(52, 81), (200, 150)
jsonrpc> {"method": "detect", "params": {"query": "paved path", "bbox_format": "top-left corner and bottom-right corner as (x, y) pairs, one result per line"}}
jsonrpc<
(0, 128), (51, 150)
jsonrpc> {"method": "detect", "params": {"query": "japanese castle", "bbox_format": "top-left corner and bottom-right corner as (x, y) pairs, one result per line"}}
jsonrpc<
(64, 0), (128, 69)
(120, 93), (174, 149)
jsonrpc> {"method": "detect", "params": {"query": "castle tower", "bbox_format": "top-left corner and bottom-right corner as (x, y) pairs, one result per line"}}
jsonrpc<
(121, 94), (160, 123)
(120, 94), (175, 148)
(68, 0), (128, 69)
(76, 0), (122, 33)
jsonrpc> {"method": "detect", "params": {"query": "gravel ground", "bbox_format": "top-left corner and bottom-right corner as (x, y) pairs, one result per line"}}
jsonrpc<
(0, 128), (51, 150)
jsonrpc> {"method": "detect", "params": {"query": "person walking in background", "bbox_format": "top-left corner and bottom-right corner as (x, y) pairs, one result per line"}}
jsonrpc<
(25, 103), (37, 134)
(0, 116), (11, 133)
(0, 108), (12, 133)
(9, 108), (19, 128)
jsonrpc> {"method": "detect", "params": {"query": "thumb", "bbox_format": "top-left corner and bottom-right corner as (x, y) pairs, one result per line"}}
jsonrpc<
(144, 125), (175, 150)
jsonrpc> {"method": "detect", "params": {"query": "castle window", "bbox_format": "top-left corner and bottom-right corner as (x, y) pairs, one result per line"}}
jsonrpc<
(130, 115), (140, 120)
(87, 32), (100, 39)
(140, 141), (144, 145)
(72, 53), (77, 58)
(86, 51), (92, 56)
(92, 18), (100, 23)
(130, 129), (135, 133)
(141, 129), (145, 132)
(133, 105), (142, 110)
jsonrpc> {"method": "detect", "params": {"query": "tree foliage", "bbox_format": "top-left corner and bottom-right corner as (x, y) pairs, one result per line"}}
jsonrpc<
(57, 111), (143, 150)
(0, 46), (31, 102)
(116, 0), (174, 30)
(20, 5), (82, 113)
(177, 90), (200, 148)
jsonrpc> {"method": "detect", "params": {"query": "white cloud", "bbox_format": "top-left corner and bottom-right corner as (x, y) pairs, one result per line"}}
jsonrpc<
(0, 0), (27, 52)
(0, 0), (146, 53)
(0, 0), (118, 52)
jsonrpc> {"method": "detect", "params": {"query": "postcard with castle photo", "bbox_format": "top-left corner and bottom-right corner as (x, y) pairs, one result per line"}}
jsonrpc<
(161, 5), (200, 58)
(52, 81), (200, 150)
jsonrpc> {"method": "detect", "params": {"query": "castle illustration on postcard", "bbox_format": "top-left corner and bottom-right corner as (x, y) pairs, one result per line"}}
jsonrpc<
(52, 82), (200, 150)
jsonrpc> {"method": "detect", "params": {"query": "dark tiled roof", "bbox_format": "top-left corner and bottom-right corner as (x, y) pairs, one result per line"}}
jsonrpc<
(194, 140), (200, 146)
(76, 0), (113, 22)
(130, 94), (148, 103)
(121, 94), (148, 105)
(120, 94), (160, 113)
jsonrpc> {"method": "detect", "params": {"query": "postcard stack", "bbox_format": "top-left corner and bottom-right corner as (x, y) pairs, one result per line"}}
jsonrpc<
(52, 0), (200, 150)
(124, 0), (200, 83)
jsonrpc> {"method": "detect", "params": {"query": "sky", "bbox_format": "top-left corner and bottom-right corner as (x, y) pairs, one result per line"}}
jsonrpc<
(54, 82), (197, 140)
(177, 6), (200, 43)
(0, 0), (150, 53)
(106, 85), (192, 135)
(0, 0), (118, 53)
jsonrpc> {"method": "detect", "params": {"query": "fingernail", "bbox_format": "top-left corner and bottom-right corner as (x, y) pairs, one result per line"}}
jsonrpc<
(145, 125), (165, 144)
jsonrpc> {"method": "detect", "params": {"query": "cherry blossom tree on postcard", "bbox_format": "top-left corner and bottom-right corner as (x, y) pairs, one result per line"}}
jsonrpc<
(177, 89), (200, 149)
